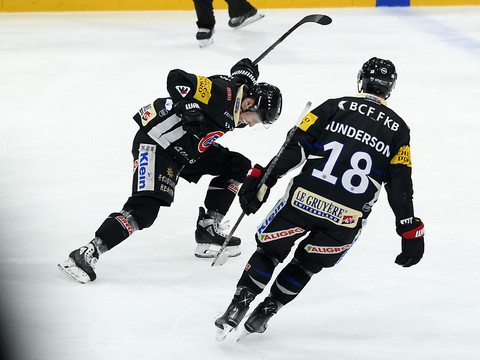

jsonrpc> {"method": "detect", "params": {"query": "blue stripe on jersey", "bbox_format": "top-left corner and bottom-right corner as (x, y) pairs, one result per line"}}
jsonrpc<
(371, 168), (385, 177)
(300, 136), (313, 151)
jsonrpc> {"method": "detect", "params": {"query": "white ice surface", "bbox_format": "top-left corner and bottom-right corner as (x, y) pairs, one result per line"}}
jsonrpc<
(1, 6), (479, 360)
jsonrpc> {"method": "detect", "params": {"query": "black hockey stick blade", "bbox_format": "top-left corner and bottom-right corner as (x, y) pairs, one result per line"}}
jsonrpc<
(252, 14), (332, 65)
(301, 14), (332, 26)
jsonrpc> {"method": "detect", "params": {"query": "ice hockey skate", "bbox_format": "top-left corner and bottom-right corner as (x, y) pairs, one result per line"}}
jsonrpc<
(194, 207), (241, 258)
(215, 287), (256, 341)
(196, 28), (214, 48)
(228, 9), (265, 29)
(57, 243), (99, 283)
(238, 297), (279, 340)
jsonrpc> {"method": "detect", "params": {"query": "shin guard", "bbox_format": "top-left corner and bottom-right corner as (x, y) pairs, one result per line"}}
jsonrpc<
(237, 248), (279, 295)
(95, 210), (139, 250)
(270, 258), (318, 305)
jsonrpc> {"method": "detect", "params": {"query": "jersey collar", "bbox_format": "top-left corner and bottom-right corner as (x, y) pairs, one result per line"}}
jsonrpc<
(355, 93), (388, 106)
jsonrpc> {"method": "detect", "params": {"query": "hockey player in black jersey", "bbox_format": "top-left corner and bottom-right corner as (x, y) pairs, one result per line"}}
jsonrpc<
(215, 57), (425, 339)
(57, 58), (282, 283)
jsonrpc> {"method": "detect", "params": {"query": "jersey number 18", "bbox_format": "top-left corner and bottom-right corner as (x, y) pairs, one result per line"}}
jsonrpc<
(312, 141), (372, 194)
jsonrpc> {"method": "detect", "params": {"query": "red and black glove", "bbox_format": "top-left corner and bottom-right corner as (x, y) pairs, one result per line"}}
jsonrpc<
(395, 217), (425, 267)
(239, 165), (273, 215)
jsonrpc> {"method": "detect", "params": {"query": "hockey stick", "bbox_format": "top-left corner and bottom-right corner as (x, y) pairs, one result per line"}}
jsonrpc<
(212, 101), (313, 267)
(252, 14), (332, 66)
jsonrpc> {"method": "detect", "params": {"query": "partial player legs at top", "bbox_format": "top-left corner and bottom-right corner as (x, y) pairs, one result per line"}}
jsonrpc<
(193, 0), (264, 47)
(225, 0), (263, 29)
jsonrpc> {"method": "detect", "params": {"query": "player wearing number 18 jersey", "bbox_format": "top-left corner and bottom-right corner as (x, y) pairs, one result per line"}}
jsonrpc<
(215, 57), (425, 339)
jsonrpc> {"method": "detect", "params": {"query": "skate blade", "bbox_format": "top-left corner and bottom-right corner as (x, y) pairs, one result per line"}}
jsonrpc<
(232, 13), (265, 30)
(215, 324), (235, 341)
(57, 258), (91, 284)
(197, 38), (213, 48)
(195, 244), (241, 259)
(237, 329), (251, 342)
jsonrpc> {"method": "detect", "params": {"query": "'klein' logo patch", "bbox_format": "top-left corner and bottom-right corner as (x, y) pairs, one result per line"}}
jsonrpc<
(137, 144), (156, 191)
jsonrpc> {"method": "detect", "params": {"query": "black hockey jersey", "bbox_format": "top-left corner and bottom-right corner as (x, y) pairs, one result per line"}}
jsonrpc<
(132, 69), (242, 165)
(269, 93), (414, 229)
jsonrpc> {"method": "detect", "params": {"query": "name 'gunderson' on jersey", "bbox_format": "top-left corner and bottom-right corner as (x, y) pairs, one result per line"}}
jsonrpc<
(267, 93), (414, 228)
(132, 69), (242, 165)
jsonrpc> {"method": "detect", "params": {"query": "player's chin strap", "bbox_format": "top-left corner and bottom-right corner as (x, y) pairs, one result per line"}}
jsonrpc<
(233, 85), (246, 127)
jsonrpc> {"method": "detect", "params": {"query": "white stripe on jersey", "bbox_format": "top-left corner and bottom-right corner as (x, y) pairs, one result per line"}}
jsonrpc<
(307, 154), (324, 160)
(147, 114), (186, 149)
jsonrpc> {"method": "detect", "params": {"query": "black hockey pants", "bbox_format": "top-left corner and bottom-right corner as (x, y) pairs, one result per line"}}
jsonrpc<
(236, 190), (361, 306)
(95, 130), (250, 250)
(181, 141), (251, 216)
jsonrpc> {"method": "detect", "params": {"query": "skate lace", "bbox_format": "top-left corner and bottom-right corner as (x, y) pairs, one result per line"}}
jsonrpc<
(214, 220), (231, 237)
(81, 245), (98, 269)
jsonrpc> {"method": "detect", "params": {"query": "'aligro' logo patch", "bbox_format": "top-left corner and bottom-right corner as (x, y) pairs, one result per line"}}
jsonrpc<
(198, 131), (224, 152)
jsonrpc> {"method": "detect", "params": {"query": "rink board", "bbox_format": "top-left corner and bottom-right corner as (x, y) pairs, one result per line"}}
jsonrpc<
(2, 0), (479, 13)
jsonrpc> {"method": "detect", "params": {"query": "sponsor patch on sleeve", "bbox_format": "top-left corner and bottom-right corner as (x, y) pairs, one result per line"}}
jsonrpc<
(194, 75), (212, 105)
(138, 103), (157, 127)
(298, 112), (318, 132)
(390, 145), (412, 167)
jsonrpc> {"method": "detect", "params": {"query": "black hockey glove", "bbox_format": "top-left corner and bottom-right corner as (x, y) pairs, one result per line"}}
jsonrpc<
(395, 217), (425, 267)
(239, 164), (274, 215)
(175, 101), (208, 134)
(230, 58), (259, 88)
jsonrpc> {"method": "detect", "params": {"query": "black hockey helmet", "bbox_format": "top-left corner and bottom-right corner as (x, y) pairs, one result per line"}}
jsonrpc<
(244, 82), (282, 125)
(357, 57), (397, 99)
